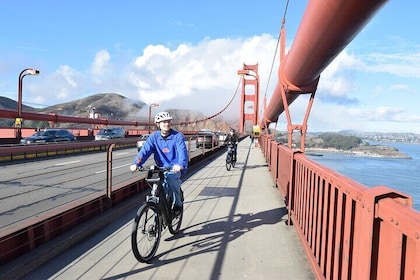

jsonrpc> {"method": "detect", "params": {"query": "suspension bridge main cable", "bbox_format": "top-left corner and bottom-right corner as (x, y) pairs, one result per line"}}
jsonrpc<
(173, 77), (242, 126)
(260, 0), (290, 130)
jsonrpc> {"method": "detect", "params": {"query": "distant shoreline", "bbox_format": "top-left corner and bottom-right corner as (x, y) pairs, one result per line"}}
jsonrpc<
(305, 146), (412, 159)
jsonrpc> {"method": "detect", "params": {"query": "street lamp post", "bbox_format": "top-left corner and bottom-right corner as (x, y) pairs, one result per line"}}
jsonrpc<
(16, 68), (40, 140)
(148, 103), (159, 134)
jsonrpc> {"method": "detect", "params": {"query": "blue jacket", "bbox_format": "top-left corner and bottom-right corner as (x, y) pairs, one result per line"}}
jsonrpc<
(133, 129), (188, 172)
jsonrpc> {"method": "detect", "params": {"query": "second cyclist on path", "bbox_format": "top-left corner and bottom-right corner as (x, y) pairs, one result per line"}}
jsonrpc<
(225, 128), (239, 162)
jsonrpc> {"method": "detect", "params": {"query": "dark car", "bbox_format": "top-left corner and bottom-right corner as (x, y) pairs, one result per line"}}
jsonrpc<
(95, 127), (125, 140)
(20, 129), (76, 145)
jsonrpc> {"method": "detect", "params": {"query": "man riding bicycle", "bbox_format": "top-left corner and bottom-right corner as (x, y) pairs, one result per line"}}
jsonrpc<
(131, 111), (188, 215)
(225, 128), (239, 161)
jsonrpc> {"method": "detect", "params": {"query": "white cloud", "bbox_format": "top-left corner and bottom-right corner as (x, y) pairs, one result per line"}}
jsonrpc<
(366, 52), (420, 78)
(24, 65), (85, 106)
(90, 50), (111, 78)
(387, 84), (414, 94)
(316, 50), (364, 103)
(128, 35), (277, 108)
(56, 65), (79, 88)
(10, 34), (420, 133)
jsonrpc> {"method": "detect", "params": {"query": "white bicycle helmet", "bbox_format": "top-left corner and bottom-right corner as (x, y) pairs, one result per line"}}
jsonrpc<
(154, 111), (173, 124)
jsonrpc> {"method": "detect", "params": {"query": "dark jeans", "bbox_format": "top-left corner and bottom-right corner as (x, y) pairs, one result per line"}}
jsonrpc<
(163, 171), (182, 208)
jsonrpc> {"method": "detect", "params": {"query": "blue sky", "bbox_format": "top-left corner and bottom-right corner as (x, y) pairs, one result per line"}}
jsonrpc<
(1, 0), (419, 133)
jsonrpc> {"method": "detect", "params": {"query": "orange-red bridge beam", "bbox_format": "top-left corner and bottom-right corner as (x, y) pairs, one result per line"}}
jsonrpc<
(262, 0), (389, 126)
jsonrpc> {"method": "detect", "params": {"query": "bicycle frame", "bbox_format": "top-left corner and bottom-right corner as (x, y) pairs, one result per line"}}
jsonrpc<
(225, 144), (236, 171)
(226, 144), (236, 162)
(145, 169), (173, 228)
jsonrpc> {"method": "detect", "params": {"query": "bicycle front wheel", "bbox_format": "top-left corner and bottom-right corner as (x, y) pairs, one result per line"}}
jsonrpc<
(226, 159), (232, 171)
(226, 152), (233, 171)
(131, 203), (161, 263)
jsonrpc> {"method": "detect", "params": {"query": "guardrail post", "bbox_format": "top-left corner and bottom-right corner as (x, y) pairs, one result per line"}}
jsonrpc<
(188, 136), (192, 162)
(106, 144), (116, 200)
(288, 149), (302, 226)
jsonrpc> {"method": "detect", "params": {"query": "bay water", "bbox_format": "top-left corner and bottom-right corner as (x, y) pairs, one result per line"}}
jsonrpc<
(308, 142), (420, 211)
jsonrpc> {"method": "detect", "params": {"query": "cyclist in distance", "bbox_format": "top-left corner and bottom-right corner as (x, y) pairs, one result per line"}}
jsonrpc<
(131, 111), (188, 215)
(225, 128), (239, 161)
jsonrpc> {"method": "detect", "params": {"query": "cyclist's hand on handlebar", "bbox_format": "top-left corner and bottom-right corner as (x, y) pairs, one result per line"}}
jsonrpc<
(129, 164), (138, 172)
(172, 164), (182, 172)
(130, 164), (144, 172)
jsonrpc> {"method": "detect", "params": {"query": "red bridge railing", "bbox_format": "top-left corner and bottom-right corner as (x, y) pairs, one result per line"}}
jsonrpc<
(260, 134), (420, 280)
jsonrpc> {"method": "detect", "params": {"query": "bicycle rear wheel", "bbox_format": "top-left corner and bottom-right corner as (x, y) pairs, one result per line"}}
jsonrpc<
(168, 191), (184, 234)
(131, 202), (161, 263)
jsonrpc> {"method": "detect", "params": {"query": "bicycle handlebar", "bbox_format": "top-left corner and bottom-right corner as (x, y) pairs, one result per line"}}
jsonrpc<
(130, 164), (173, 173)
(149, 165), (172, 171)
(226, 142), (238, 147)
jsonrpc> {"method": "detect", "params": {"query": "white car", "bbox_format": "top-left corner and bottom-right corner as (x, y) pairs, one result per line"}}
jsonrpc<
(136, 134), (150, 151)
(218, 132), (227, 142)
(196, 131), (219, 148)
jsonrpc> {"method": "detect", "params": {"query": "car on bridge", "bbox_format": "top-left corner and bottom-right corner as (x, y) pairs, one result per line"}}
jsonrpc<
(196, 130), (219, 148)
(95, 127), (125, 140)
(20, 128), (76, 145)
(217, 131), (227, 142)
(136, 134), (150, 151)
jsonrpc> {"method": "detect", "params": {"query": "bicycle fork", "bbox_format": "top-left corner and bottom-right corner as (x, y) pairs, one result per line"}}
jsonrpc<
(147, 181), (173, 229)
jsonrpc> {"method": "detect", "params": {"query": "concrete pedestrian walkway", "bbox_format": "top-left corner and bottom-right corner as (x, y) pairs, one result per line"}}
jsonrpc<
(18, 138), (314, 279)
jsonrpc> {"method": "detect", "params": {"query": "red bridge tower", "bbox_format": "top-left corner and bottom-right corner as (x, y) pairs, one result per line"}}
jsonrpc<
(237, 63), (260, 134)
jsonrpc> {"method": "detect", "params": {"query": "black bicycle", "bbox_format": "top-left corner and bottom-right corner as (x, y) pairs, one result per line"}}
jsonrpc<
(131, 165), (184, 263)
(226, 142), (236, 171)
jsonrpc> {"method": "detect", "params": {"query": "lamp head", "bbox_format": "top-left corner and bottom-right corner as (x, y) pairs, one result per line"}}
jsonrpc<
(27, 69), (40, 75)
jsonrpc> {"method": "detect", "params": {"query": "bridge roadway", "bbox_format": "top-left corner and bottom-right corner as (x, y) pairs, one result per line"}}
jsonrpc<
(5, 138), (314, 279)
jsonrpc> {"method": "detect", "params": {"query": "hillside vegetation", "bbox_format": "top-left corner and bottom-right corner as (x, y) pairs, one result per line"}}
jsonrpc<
(302, 132), (410, 158)
(305, 132), (362, 150)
